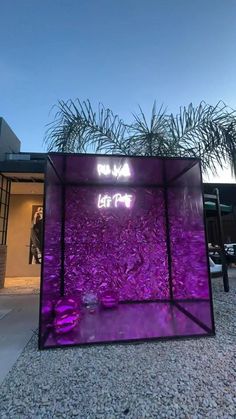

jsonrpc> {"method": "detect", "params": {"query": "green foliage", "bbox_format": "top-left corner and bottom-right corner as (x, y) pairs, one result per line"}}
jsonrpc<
(44, 99), (236, 176)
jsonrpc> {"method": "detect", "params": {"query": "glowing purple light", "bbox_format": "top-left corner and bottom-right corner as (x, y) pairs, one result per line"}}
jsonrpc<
(40, 154), (214, 350)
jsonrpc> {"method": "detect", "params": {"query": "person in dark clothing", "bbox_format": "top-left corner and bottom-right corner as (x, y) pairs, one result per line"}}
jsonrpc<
(30, 206), (43, 264)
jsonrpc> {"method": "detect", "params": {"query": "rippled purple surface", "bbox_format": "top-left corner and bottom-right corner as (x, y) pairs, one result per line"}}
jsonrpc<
(64, 187), (169, 301)
(168, 164), (210, 299)
(39, 155), (214, 349)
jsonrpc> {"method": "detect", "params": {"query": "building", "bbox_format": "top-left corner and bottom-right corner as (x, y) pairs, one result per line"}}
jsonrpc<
(0, 118), (45, 287)
(204, 183), (236, 244)
(0, 118), (235, 288)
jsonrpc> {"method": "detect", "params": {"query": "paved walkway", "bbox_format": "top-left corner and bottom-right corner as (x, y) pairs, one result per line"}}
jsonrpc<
(0, 295), (39, 384)
(0, 277), (40, 295)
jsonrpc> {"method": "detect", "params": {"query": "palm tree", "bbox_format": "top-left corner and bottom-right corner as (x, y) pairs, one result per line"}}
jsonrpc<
(44, 99), (236, 176)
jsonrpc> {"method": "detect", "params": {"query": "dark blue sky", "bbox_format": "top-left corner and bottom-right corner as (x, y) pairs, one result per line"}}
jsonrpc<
(1, 0), (236, 156)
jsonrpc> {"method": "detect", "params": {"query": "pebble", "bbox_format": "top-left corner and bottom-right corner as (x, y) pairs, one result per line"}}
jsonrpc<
(0, 274), (236, 418)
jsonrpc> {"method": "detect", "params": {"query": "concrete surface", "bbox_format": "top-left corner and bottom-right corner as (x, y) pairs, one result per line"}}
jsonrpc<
(0, 295), (39, 384)
(0, 277), (40, 295)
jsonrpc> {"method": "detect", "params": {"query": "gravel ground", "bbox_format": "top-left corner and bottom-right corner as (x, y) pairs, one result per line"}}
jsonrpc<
(0, 273), (235, 419)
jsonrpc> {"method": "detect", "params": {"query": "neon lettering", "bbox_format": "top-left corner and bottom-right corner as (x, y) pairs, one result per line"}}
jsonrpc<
(97, 193), (133, 208)
(97, 163), (131, 178)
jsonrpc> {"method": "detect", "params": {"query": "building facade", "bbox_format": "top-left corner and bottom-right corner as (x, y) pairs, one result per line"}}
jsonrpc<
(0, 118), (235, 287)
(0, 118), (45, 286)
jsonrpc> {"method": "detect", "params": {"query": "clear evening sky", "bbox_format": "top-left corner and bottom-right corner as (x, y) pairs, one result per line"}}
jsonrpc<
(0, 0), (236, 182)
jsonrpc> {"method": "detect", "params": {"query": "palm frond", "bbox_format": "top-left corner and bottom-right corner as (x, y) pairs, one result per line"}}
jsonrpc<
(167, 101), (236, 175)
(127, 102), (175, 156)
(44, 98), (236, 177)
(44, 99), (128, 154)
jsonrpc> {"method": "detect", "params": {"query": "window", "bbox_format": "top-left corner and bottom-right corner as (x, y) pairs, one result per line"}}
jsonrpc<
(0, 174), (11, 245)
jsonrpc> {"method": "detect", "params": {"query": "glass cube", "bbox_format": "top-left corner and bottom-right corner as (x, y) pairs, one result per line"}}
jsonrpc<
(39, 154), (215, 349)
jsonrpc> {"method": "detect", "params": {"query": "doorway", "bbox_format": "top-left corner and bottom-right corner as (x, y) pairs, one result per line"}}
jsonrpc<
(0, 173), (44, 294)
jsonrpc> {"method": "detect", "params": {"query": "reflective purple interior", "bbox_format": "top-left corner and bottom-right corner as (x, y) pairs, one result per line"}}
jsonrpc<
(39, 155), (214, 349)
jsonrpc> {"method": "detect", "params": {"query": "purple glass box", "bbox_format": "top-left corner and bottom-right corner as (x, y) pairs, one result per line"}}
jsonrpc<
(39, 154), (215, 349)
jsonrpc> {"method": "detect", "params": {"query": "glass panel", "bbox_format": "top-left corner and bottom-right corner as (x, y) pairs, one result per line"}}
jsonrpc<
(40, 158), (63, 347)
(168, 163), (210, 299)
(43, 303), (208, 348)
